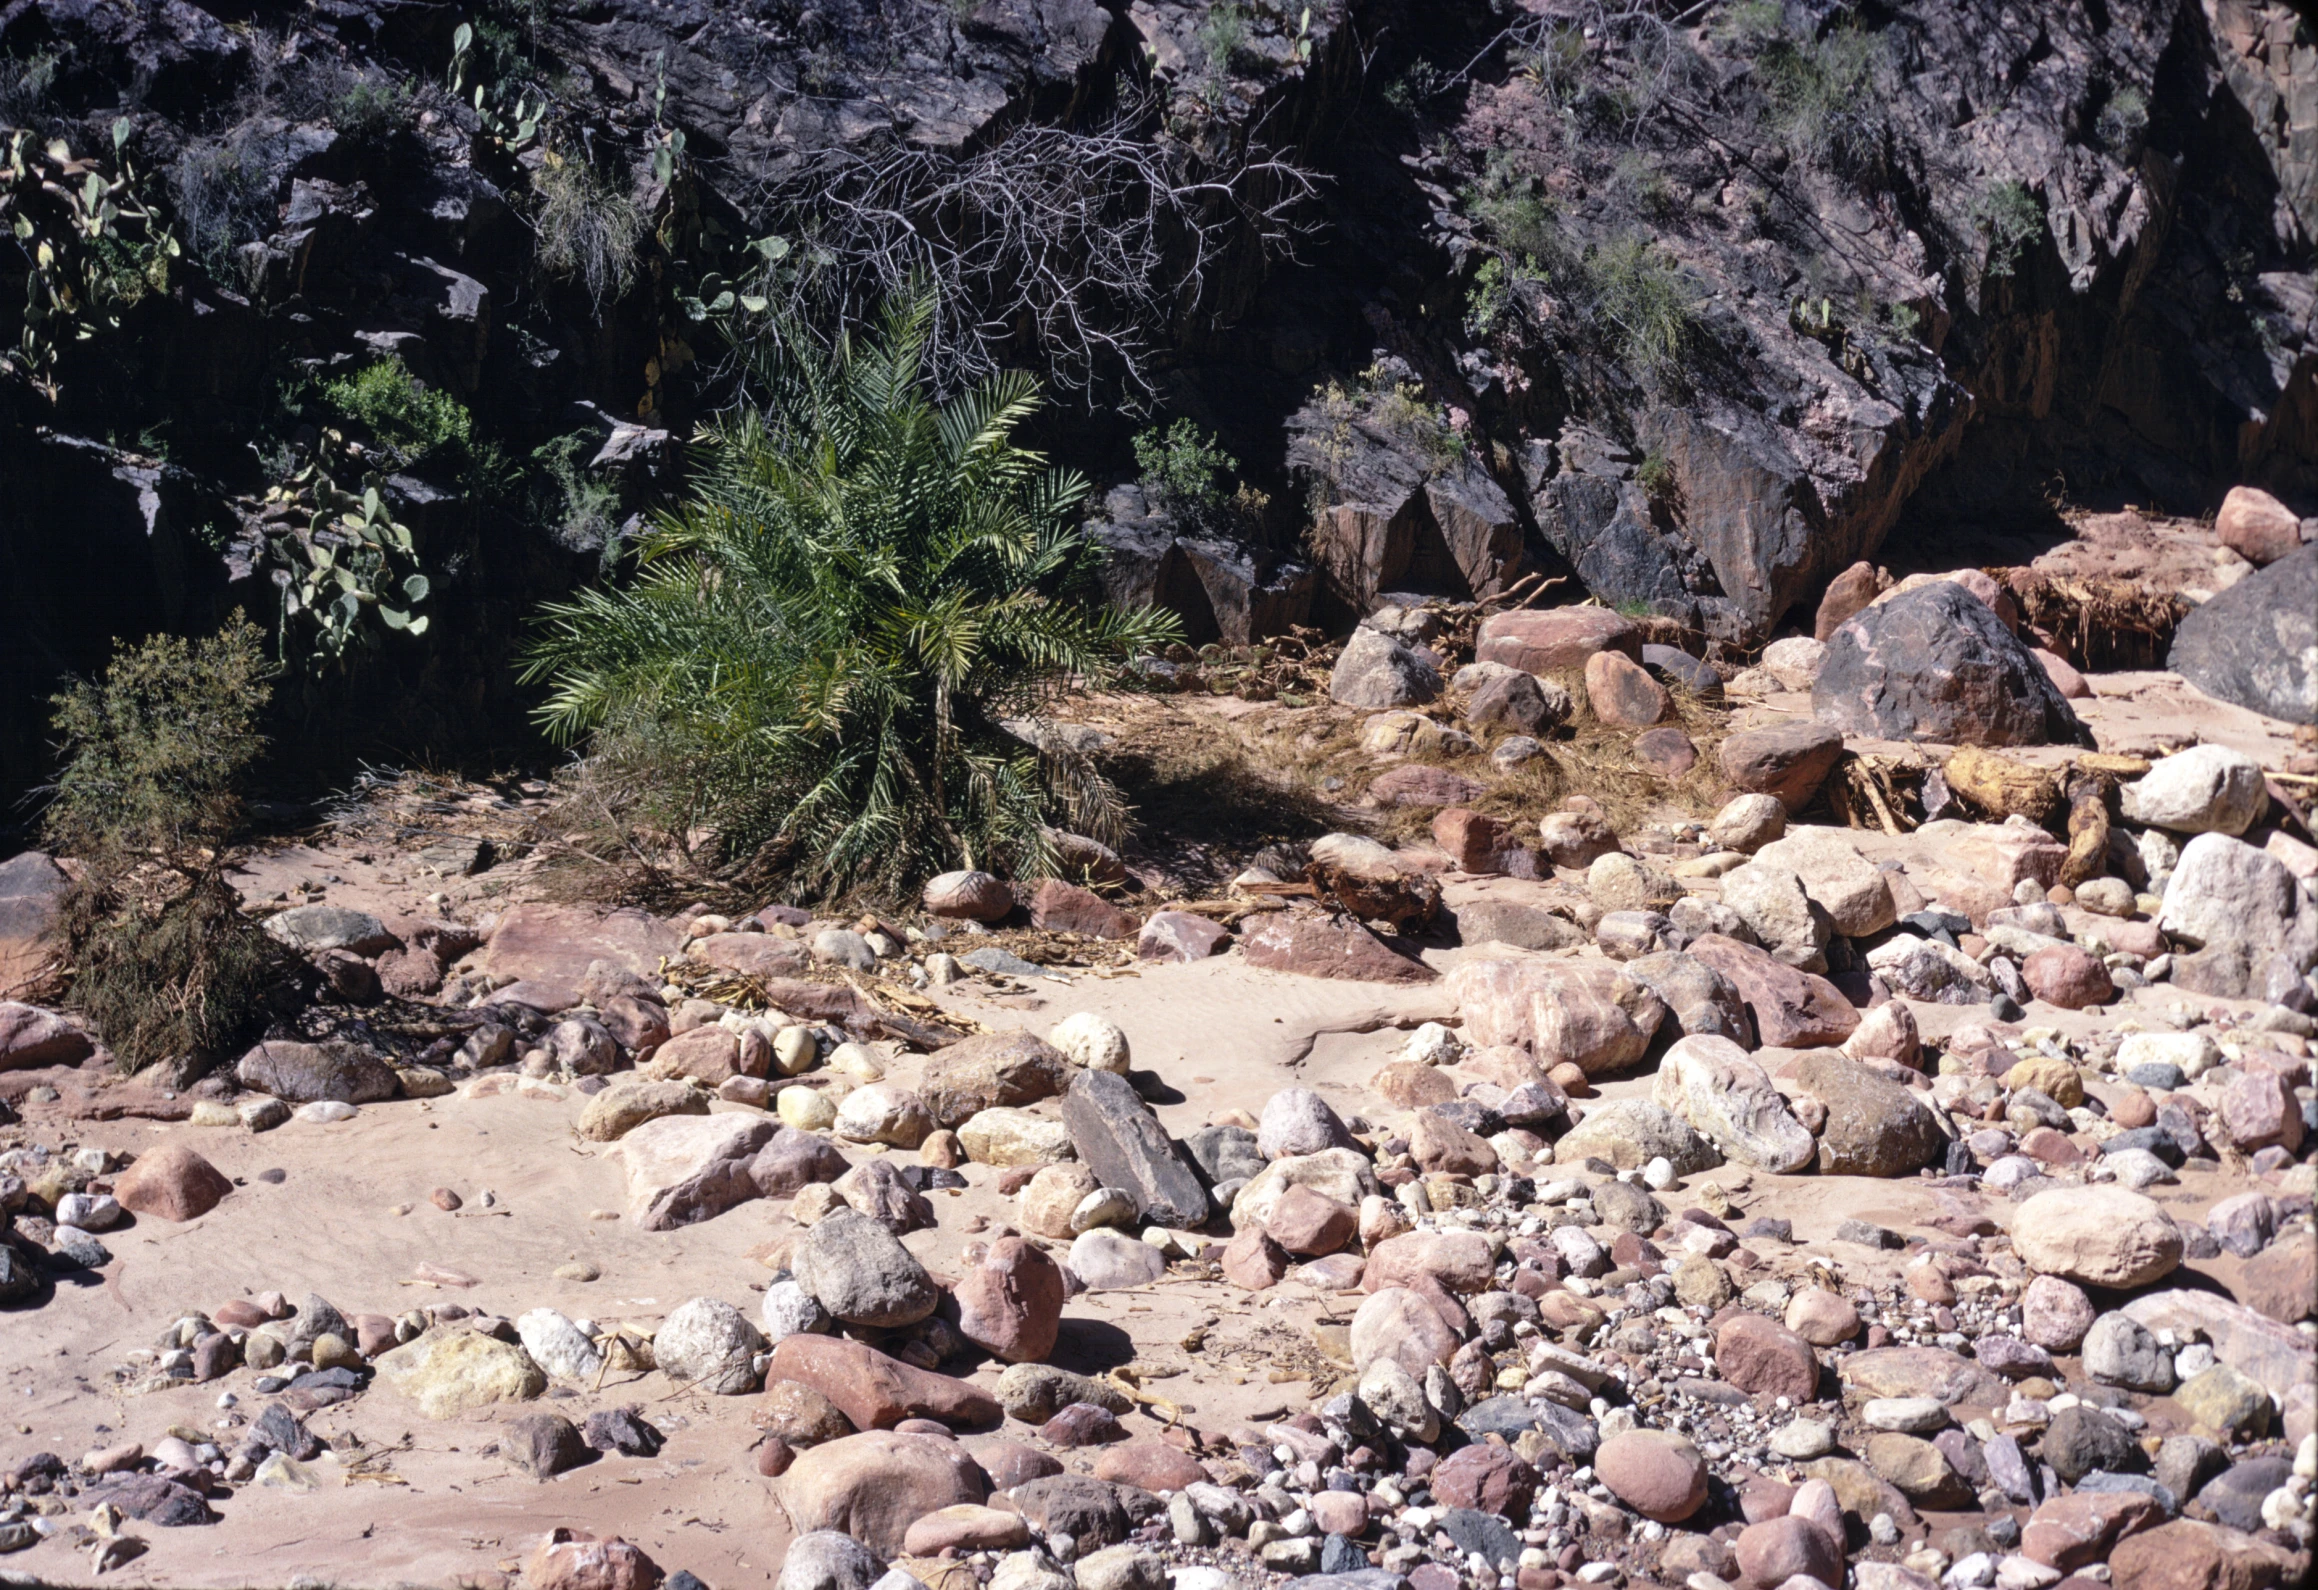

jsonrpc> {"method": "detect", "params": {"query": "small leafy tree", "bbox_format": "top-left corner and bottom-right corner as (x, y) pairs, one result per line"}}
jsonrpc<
(1133, 419), (1237, 527)
(44, 617), (289, 1076)
(1971, 180), (2044, 279)
(523, 294), (1183, 897)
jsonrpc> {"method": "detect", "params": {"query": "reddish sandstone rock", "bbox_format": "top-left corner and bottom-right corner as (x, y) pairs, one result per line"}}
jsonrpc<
(1814, 562), (1883, 642)
(1241, 912), (1436, 984)
(1136, 910), (1229, 963)
(1684, 934), (1859, 1048)
(1594, 1430), (1706, 1522)
(1633, 727), (1699, 778)
(0, 1001), (92, 1069)
(1369, 1058), (1457, 1108)
(2109, 1516), (2303, 1590)
(1409, 1111), (1497, 1176)
(951, 1237), (1064, 1364)
(2023, 1490), (2162, 1571)
(1094, 1441), (1209, 1493)
(903, 1504), (1031, 1556)
(1734, 1514), (1840, 1590)
(483, 904), (684, 985)
(1715, 1313), (1820, 1404)
(2215, 486), (2304, 567)
(114, 1143), (233, 1223)
(1586, 651), (1672, 727)
(2022, 944), (2114, 1009)
(523, 1528), (663, 1590)
(1475, 607), (1641, 673)
(2220, 1069), (2304, 1153)
(1028, 880), (1138, 940)
(776, 1431), (990, 1557)
(1717, 722), (1844, 812)
(1433, 1442), (1543, 1516)
(923, 870), (1014, 922)
(1220, 1227), (1290, 1290)
(918, 1032), (1071, 1129)
(760, 1335), (1001, 1430)
(1266, 1183), (1359, 1256)
(654, 1026), (749, 1085)
(1432, 808), (1507, 873)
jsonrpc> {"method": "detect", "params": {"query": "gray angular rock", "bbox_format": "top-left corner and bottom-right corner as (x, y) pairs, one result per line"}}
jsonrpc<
(777, 1531), (886, 1590)
(2081, 1312), (2175, 1393)
(2158, 833), (2313, 999)
(264, 904), (397, 956)
(1814, 582), (2089, 746)
(236, 1040), (401, 1105)
(1256, 1086), (1356, 1160)
(1330, 626), (1442, 709)
(654, 1296), (765, 1394)
(1060, 1069), (1209, 1227)
(793, 1207), (940, 1328)
(1620, 951), (1754, 1047)
(1649, 1034), (1815, 1174)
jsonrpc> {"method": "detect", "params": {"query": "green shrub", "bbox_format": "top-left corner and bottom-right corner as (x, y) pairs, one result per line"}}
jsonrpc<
(522, 295), (1183, 898)
(0, 48), (60, 127)
(1609, 151), (1677, 221)
(332, 75), (410, 144)
(319, 356), (473, 464)
(533, 151), (643, 307)
(1198, 3), (1250, 82)
(1636, 448), (1676, 501)
(1971, 179), (2043, 278)
(534, 431), (624, 562)
(2096, 87), (2147, 155)
(43, 617), (289, 1076)
(1133, 419), (1237, 527)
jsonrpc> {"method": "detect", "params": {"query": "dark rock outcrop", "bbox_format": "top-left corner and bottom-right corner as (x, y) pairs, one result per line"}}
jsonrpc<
(1813, 583), (2091, 747)
(2168, 544), (2317, 725)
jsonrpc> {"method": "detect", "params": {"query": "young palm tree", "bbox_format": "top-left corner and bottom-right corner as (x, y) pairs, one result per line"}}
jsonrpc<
(523, 295), (1180, 897)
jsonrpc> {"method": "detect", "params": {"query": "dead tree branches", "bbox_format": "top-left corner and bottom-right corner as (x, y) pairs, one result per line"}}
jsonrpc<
(737, 97), (1324, 399)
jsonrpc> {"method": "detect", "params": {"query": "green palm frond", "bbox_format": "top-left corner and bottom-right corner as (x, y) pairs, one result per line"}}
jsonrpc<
(523, 289), (1183, 898)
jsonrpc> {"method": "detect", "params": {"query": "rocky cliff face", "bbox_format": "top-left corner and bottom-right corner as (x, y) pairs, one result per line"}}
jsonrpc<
(0, 0), (2310, 798)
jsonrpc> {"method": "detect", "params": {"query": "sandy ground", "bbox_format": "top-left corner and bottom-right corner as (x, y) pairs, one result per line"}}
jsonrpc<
(1, 934), (2285, 1590)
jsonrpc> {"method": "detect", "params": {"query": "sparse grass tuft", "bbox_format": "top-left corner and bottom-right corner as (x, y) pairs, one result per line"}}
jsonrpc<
(533, 151), (643, 307)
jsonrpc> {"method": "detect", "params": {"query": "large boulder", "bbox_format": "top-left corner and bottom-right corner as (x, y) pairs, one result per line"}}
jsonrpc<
(1683, 934), (1859, 1048)
(2121, 745), (2269, 836)
(2168, 543), (2316, 724)
(1330, 626), (1443, 708)
(1554, 1099), (1720, 1175)
(918, 1032), (1070, 1130)
(2158, 833), (2314, 999)
(762, 1335), (1002, 1429)
(1716, 721), (1844, 811)
(236, 1040), (401, 1104)
(1814, 582), (2088, 746)
(1446, 956), (1666, 1075)
(0, 1001), (92, 1069)
(1240, 911), (1435, 983)
(777, 1431), (989, 1557)
(481, 903), (685, 984)
(951, 1236), (1065, 1364)
(375, 1326), (546, 1419)
(2011, 1187), (2183, 1290)
(2214, 486), (2306, 565)
(1650, 1035), (1815, 1173)
(612, 1114), (777, 1231)
(1752, 828), (1897, 937)
(1474, 608), (1642, 673)
(1619, 952), (1754, 1046)
(792, 1207), (940, 1328)
(0, 852), (69, 999)
(1786, 1052), (1943, 1177)
(114, 1142), (233, 1222)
